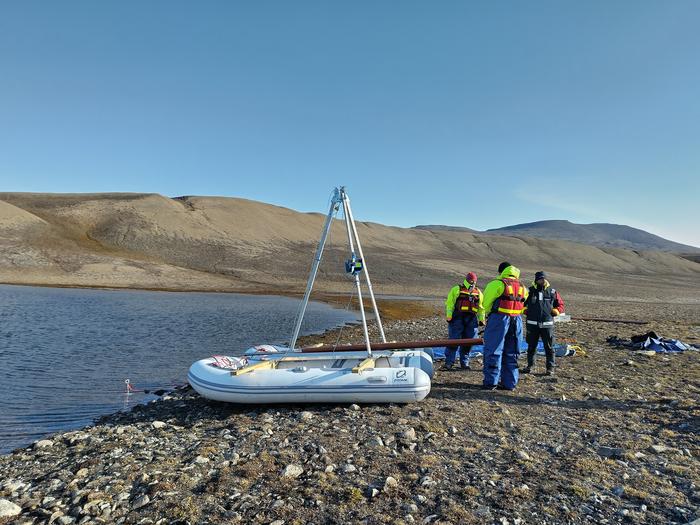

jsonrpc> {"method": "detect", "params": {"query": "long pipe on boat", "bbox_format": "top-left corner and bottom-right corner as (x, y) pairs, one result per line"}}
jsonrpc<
(300, 337), (483, 353)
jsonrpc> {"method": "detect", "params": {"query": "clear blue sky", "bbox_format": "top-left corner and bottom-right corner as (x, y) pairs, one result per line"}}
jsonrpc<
(1, 1), (698, 246)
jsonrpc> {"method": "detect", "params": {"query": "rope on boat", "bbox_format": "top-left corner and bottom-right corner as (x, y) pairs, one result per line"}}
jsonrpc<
(124, 378), (187, 395)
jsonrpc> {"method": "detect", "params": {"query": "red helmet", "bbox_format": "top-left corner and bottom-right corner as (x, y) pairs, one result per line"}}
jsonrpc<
(466, 272), (477, 283)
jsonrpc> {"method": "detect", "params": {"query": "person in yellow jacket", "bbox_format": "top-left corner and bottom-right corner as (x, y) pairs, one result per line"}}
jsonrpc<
(443, 272), (485, 370)
(481, 262), (529, 390)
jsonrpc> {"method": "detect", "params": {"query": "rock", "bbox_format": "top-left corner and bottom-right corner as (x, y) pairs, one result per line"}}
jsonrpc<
(414, 495), (427, 504)
(34, 439), (54, 449)
(404, 503), (419, 513)
(342, 464), (357, 474)
(367, 487), (380, 498)
(399, 428), (417, 442)
(193, 456), (210, 464)
(448, 426), (458, 435)
(419, 476), (436, 487)
(281, 464), (304, 478)
(612, 486), (624, 497)
(151, 421), (167, 429)
(299, 411), (314, 422)
(269, 521), (285, 525)
(348, 404), (360, 412)
(649, 444), (669, 453)
(368, 436), (384, 447)
(1, 481), (23, 493)
(383, 476), (398, 491)
(516, 450), (531, 461)
(0, 499), (22, 518)
(132, 494), (150, 509)
(324, 465), (334, 473)
(597, 446), (623, 458)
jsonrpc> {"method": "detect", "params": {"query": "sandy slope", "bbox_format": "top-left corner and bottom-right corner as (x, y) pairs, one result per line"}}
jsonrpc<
(0, 192), (698, 303)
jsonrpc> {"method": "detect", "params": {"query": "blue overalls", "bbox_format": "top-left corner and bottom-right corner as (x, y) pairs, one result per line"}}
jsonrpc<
(445, 314), (479, 368)
(482, 312), (523, 389)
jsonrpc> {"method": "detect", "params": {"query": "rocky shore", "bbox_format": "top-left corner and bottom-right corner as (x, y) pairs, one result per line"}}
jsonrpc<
(1, 301), (698, 525)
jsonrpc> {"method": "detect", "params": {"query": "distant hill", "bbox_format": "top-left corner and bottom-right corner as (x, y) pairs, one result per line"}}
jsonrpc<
(482, 220), (700, 253)
(1, 193), (699, 301)
(413, 225), (478, 233)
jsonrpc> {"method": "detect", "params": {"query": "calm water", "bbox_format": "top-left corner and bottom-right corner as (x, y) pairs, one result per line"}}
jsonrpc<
(0, 285), (359, 454)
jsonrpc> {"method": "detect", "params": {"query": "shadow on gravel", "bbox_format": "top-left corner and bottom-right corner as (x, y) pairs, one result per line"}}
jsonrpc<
(433, 381), (663, 412)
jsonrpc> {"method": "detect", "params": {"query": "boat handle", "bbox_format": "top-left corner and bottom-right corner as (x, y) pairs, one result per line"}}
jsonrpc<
(367, 376), (387, 383)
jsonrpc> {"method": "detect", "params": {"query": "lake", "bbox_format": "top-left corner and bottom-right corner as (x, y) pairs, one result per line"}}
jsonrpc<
(0, 285), (359, 453)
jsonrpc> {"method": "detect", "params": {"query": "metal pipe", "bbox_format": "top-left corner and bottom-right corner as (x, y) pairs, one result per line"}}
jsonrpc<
(341, 191), (372, 358)
(342, 189), (387, 343)
(289, 189), (341, 350)
(301, 338), (483, 353)
(572, 317), (648, 325)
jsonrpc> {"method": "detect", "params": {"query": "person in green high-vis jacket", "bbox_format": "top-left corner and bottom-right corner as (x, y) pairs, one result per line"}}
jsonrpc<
(481, 261), (528, 390)
(443, 272), (485, 370)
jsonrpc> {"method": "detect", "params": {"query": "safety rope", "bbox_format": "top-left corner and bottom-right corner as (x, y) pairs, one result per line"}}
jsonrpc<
(124, 378), (187, 394)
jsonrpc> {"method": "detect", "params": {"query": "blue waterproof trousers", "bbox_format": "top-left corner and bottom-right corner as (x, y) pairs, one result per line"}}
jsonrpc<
(445, 314), (479, 367)
(483, 313), (523, 389)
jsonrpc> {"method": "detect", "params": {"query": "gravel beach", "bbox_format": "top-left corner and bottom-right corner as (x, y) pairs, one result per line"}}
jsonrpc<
(1, 300), (698, 525)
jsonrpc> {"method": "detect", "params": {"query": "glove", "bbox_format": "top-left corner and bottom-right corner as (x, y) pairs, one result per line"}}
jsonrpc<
(446, 316), (452, 322)
(551, 308), (560, 316)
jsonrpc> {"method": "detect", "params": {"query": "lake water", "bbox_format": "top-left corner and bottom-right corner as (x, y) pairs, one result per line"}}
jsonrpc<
(0, 285), (360, 454)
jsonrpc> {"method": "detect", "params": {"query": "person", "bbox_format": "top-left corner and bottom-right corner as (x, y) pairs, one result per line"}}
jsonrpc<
(443, 272), (484, 370)
(522, 271), (565, 376)
(481, 261), (528, 390)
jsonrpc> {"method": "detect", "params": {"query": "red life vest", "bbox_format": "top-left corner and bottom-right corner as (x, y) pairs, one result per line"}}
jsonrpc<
(493, 277), (526, 316)
(455, 285), (481, 314)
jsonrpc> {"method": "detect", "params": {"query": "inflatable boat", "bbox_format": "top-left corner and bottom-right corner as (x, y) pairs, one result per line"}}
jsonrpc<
(189, 187), (437, 405)
(188, 347), (433, 404)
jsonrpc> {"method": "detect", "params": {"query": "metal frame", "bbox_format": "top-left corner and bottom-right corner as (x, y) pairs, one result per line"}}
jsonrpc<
(289, 187), (386, 359)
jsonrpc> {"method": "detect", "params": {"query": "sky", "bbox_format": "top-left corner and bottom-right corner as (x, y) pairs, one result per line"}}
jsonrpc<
(1, 1), (698, 247)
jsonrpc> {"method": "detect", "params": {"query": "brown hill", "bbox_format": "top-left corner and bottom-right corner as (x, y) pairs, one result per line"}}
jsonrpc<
(1, 192), (698, 304)
(484, 219), (700, 253)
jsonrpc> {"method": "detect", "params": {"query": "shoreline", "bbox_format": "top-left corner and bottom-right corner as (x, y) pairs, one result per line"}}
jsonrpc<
(1, 301), (698, 524)
(0, 281), (441, 322)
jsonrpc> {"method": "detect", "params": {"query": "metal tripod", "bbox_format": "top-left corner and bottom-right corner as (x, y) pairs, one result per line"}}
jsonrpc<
(289, 187), (386, 357)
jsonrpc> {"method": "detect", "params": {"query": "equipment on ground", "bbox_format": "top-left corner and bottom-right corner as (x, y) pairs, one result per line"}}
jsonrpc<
(188, 187), (432, 404)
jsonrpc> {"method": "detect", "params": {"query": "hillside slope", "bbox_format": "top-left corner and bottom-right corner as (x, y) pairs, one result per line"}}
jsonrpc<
(1, 193), (698, 302)
(484, 220), (700, 253)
